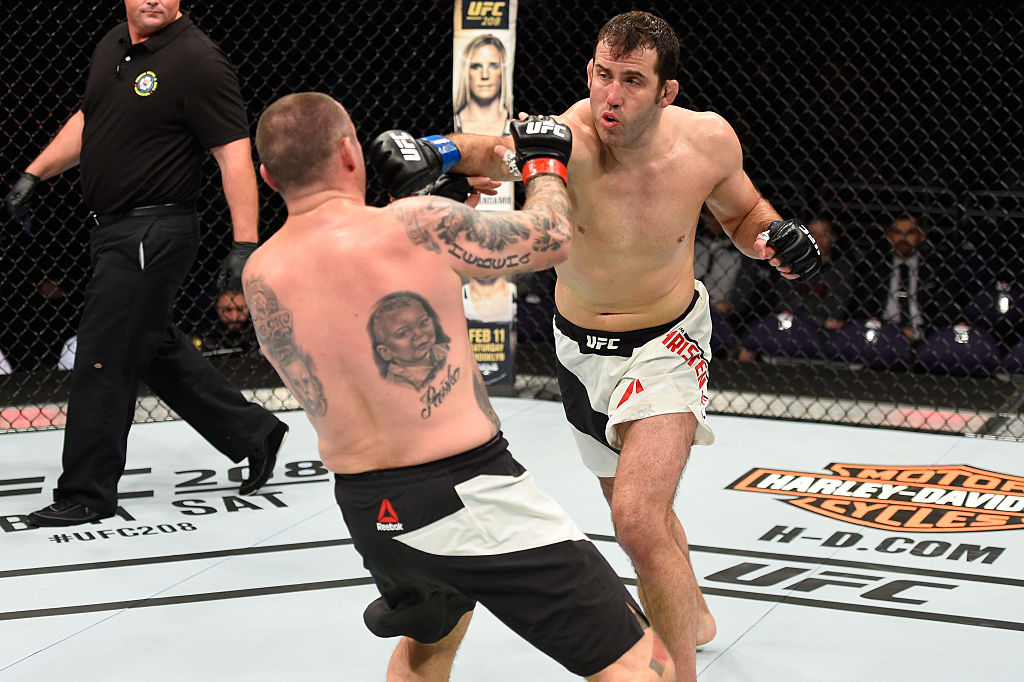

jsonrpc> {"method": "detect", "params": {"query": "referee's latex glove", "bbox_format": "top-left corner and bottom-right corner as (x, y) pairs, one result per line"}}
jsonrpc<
(217, 241), (258, 291)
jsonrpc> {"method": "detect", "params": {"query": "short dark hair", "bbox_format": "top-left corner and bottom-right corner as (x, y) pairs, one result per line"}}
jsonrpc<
(255, 92), (355, 194)
(594, 11), (680, 84)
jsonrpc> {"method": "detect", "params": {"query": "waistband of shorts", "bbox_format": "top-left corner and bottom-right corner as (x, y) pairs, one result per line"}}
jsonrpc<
(94, 202), (195, 224)
(333, 432), (508, 487)
(553, 289), (699, 354)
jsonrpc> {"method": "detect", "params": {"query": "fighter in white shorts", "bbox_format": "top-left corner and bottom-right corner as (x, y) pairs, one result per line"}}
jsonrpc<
(554, 281), (716, 477)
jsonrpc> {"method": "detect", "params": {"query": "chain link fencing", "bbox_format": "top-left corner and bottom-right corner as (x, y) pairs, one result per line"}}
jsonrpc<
(2, 1), (1021, 439)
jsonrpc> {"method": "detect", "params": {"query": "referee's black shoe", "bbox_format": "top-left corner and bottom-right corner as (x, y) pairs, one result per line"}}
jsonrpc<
(28, 498), (110, 526)
(240, 420), (289, 495)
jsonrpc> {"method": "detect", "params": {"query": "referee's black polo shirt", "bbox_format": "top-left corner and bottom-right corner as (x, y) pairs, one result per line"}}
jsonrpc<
(79, 13), (249, 215)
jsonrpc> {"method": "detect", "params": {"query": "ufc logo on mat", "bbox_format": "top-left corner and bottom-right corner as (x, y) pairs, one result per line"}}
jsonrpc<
(388, 132), (421, 162)
(525, 120), (568, 138)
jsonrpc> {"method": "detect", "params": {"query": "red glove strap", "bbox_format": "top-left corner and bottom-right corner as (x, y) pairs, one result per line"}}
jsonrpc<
(522, 158), (568, 185)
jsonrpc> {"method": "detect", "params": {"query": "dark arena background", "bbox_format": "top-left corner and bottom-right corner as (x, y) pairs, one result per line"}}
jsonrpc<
(2, 0), (1022, 439)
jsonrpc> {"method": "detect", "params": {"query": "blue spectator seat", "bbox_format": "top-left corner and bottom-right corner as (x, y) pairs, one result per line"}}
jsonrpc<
(740, 311), (824, 360)
(1005, 340), (1024, 376)
(917, 323), (1002, 377)
(709, 308), (736, 356)
(961, 279), (1024, 346)
(827, 318), (912, 370)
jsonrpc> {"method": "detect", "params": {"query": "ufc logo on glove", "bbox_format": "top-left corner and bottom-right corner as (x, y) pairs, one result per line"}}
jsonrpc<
(388, 132), (422, 162)
(525, 120), (568, 138)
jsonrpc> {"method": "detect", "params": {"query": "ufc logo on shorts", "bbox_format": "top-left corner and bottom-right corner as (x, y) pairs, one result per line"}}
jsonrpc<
(525, 120), (568, 138)
(388, 132), (421, 162)
(586, 335), (619, 350)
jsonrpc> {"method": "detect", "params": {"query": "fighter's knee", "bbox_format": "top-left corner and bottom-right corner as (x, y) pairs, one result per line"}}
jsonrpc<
(610, 507), (666, 565)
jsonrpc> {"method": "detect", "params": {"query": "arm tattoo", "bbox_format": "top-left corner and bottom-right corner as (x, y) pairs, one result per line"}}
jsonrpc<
(401, 197), (531, 251)
(396, 204), (442, 253)
(245, 275), (328, 417)
(435, 201), (531, 251)
(394, 194), (568, 271)
(523, 175), (571, 252)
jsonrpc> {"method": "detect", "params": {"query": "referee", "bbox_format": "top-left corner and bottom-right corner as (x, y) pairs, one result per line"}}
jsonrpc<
(4, 0), (287, 526)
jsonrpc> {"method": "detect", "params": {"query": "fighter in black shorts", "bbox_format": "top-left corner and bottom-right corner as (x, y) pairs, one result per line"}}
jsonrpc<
(245, 92), (674, 679)
(336, 434), (650, 677)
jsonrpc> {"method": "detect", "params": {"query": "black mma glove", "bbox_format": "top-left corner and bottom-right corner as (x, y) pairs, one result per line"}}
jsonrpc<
(509, 115), (572, 184)
(763, 219), (822, 280)
(416, 173), (474, 203)
(367, 130), (461, 198)
(4, 171), (42, 223)
(218, 241), (258, 291)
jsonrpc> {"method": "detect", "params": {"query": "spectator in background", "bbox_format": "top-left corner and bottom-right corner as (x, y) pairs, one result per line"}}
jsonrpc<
(774, 216), (853, 331)
(13, 277), (81, 372)
(191, 288), (261, 358)
(949, 217), (1024, 353)
(847, 214), (955, 343)
(693, 206), (742, 318)
(0, 218), (86, 374)
(57, 334), (77, 371)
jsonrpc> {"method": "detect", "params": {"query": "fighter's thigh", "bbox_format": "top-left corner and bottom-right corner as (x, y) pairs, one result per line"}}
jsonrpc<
(587, 626), (674, 682)
(460, 539), (644, 677)
(613, 412), (697, 506)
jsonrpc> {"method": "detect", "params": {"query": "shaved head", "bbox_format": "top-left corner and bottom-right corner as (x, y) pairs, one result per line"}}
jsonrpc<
(255, 92), (357, 194)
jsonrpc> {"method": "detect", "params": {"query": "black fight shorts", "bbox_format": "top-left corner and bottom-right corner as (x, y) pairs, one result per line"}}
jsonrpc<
(333, 433), (645, 677)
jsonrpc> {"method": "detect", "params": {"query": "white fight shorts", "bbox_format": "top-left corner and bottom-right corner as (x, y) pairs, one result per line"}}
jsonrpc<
(554, 280), (716, 477)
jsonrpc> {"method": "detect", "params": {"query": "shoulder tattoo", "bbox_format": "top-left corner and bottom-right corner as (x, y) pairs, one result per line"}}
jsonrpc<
(244, 275), (328, 417)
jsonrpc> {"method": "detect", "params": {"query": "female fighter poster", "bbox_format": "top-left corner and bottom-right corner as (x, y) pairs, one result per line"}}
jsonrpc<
(454, 0), (518, 386)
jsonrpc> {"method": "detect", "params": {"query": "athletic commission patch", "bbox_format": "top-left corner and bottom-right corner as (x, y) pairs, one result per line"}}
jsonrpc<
(133, 71), (158, 96)
(728, 463), (1024, 533)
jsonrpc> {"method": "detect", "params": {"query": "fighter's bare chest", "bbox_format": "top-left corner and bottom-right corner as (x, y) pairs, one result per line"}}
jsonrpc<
(571, 165), (706, 245)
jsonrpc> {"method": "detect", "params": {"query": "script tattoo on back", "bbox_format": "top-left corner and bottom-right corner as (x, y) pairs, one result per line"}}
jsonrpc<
(245, 276), (327, 417)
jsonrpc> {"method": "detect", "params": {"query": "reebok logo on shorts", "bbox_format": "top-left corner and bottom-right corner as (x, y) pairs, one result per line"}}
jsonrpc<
(377, 498), (404, 531)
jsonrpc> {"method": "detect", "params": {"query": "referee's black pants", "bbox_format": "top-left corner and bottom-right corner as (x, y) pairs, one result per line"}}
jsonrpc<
(56, 210), (280, 515)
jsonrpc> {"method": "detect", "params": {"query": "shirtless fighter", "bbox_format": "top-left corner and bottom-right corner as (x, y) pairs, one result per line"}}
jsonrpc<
(370, 11), (821, 681)
(245, 92), (675, 681)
